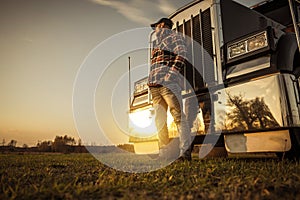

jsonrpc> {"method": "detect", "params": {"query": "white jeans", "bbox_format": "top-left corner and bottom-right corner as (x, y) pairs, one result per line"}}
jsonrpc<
(150, 83), (191, 158)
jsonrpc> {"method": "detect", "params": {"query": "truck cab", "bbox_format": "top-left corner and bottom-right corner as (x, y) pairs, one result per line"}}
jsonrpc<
(129, 0), (300, 157)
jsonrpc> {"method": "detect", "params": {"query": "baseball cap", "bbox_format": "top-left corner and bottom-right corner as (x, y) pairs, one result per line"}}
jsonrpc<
(150, 18), (173, 29)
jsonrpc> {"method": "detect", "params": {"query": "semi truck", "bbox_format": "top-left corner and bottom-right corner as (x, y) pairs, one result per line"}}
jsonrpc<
(128, 0), (300, 158)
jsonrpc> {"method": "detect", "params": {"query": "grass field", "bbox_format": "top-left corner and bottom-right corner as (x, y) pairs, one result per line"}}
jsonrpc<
(1, 153), (300, 200)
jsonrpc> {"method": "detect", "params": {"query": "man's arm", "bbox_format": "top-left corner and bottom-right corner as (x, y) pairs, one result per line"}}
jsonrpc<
(171, 34), (187, 73)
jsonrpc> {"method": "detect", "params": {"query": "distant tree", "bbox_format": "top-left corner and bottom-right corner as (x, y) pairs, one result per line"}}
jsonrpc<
(22, 144), (29, 148)
(52, 135), (76, 153)
(1, 139), (5, 146)
(63, 135), (76, 145)
(52, 136), (65, 152)
(8, 140), (17, 147)
(37, 141), (52, 152)
(78, 138), (82, 146)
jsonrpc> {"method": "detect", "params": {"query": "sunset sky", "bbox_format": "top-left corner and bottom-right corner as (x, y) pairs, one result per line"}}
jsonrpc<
(0, 0), (261, 146)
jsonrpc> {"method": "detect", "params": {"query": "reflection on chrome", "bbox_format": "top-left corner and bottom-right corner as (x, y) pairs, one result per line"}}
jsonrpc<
(216, 74), (300, 132)
(225, 93), (280, 131)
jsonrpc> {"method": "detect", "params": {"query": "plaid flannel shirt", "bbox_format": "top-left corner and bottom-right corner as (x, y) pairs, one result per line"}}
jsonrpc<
(148, 29), (187, 87)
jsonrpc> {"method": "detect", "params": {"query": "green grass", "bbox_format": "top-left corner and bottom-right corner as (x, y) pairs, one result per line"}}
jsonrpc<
(1, 153), (300, 199)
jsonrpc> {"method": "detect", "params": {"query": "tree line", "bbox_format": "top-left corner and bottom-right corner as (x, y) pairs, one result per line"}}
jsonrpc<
(0, 135), (134, 153)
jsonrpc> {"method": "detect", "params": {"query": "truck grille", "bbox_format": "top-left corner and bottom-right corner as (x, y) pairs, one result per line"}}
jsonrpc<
(174, 8), (215, 92)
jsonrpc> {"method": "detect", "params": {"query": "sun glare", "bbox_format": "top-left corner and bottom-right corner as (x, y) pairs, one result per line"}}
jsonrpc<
(128, 109), (158, 137)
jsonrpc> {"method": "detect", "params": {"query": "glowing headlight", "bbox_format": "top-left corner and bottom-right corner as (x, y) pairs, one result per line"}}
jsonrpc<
(228, 31), (268, 60)
(128, 108), (157, 137)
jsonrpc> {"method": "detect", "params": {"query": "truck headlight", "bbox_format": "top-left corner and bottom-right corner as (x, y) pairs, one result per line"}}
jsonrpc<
(129, 108), (157, 137)
(228, 41), (247, 59)
(227, 31), (269, 61)
(247, 32), (268, 52)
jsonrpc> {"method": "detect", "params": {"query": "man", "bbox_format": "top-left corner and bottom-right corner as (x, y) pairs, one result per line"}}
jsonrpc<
(148, 18), (192, 161)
